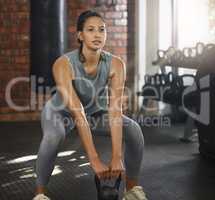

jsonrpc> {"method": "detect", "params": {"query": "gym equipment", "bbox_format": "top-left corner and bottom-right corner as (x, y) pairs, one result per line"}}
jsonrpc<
(137, 75), (155, 97)
(30, 0), (68, 93)
(151, 43), (215, 159)
(138, 71), (195, 107)
(194, 73), (215, 159)
(162, 72), (183, 105)
(194, 46), (215, 159)
(138, 73), (167, 101)
(152, 42), (206, 68)
(180, 74), (197, 108)
(95, 174), (121, 200)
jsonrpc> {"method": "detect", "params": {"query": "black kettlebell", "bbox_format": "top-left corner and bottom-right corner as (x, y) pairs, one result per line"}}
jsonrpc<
(95, 174), (121, 200)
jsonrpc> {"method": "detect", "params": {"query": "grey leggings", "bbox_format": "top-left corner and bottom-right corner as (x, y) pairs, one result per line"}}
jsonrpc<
(35, 100), (144, 186)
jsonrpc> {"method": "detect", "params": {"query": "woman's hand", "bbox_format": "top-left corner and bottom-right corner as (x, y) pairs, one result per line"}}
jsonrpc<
(108, 156), (125, 179)
(90, 156), (110, 179)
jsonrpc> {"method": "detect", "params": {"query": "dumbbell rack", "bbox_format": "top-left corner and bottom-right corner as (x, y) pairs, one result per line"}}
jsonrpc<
(137, 43), (215, 124)
(152, 42), (208, 70)
(154, 44), (201, 123)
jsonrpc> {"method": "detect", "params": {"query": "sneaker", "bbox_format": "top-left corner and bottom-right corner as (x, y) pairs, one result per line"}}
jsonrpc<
(32, 194), (50, 200)
(123, 186), (148, 200)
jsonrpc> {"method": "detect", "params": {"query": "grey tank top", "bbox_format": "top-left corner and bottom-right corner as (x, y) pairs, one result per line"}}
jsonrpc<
(50, 49), (112, 116)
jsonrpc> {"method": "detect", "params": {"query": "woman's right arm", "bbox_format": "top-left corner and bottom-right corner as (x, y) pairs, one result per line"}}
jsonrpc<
(52, 56), (109, 178)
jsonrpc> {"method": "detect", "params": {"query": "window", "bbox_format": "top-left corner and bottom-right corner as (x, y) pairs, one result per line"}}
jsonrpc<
(159, 0), (172, 50)
(159, 0), (211, 75)
(177, 0), (210, 49)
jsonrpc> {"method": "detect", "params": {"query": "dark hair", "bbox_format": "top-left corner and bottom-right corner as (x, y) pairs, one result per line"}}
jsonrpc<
(76, 10), (105, 62)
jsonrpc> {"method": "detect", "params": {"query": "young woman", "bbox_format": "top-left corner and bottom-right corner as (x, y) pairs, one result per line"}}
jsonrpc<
(33, 10), (147, 200)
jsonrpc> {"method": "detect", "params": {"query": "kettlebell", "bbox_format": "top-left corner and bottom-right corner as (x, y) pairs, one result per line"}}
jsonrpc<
(95, 174), (121, 200)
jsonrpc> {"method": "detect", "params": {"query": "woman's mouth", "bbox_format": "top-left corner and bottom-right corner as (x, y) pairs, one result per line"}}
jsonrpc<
(92, 40), (102, 45)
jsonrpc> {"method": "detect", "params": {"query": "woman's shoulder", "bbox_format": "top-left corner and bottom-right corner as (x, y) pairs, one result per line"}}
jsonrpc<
(102, 51), (125, 78)
(64, 49), (79, 59)
(102, 50), (124, 61)
(103, 51), (124, 66)
(101, 50), (123, 65)
(53, 49), (79, 76)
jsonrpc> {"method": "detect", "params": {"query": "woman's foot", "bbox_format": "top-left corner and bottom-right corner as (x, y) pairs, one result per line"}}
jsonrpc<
(32, 194), (50, 200)
(123, 186), (148, 200)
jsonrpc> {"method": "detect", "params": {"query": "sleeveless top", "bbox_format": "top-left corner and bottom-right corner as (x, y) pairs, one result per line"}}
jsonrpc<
(50, 49), (112, 116)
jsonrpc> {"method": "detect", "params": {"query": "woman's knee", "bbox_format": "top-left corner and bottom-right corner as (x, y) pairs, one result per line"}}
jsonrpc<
(41, 112), (67, 146)
(43, 131), (65, 147)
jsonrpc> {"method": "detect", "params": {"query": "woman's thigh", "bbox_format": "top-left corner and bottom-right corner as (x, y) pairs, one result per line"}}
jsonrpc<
(89, 112), (144, 143)
(41, 100), (75, 138)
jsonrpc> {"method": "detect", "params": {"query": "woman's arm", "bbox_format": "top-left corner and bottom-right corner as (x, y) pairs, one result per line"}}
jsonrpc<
(52, 56), (99, 162)
(108, 56), (126, 161)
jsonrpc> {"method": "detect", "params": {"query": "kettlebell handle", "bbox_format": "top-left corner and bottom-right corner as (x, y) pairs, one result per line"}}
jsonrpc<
(94, 174), (122, 191)
(95, 174), (101, 191)
(114, 174), (122, 190)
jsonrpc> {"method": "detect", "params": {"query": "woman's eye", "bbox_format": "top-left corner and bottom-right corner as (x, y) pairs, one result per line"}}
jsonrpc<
(86, 28), (105, 32)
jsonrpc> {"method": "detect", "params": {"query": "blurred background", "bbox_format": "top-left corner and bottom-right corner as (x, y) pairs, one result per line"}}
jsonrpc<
(0, 0), (215, 200)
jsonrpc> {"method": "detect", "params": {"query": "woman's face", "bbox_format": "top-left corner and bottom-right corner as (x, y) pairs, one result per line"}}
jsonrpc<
(78, 16), (107, 51)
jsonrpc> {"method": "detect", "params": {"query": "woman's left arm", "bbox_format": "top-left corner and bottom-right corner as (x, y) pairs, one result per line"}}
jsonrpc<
(108, 56), (126, 178)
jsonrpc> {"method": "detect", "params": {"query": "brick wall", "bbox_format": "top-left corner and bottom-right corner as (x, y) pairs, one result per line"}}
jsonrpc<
(0, 0), (31, 120)
(0, 0), (129, 121)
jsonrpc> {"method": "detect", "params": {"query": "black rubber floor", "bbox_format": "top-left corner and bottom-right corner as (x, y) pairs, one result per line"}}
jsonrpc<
(0, 121), (215, 200)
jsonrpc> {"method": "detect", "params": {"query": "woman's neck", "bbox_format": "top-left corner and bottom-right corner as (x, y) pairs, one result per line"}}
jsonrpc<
(82, 46), (101, 66)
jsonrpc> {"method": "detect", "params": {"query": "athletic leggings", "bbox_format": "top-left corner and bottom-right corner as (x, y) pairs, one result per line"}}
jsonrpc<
(35, 100), (144, 186)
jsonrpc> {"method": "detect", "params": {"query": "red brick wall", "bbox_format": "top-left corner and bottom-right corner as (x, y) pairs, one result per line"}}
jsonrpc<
(0, 0), (30, 111)
(0, 0), (129, 121)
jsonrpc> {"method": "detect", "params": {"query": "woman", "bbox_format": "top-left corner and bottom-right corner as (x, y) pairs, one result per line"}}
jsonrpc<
(33, 10), (147, 200)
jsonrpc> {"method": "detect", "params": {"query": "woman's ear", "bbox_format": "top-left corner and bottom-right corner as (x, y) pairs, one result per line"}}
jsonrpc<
(78, 32), (83, 42)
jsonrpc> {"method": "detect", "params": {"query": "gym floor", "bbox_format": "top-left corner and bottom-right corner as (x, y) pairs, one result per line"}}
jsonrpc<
(0, 120), (215, 200)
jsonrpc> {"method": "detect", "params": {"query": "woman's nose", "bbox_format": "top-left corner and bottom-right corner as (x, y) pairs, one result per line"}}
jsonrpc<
(94, 31), (101, 37)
